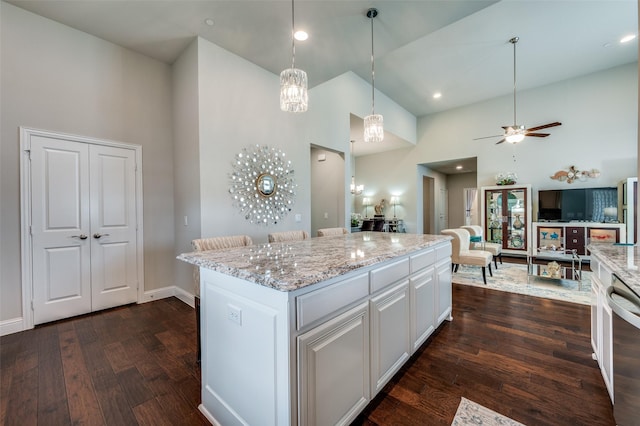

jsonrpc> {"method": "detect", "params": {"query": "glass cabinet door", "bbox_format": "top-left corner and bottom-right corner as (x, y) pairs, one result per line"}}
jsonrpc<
(484, 187), (528, 251)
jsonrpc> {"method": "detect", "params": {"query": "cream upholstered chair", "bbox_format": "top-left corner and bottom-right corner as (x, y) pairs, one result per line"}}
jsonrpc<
(191, 235), (253, 362)
(441, 228), (493, 284)
(461, 225), (503, 269)
(317, 227), (348, 237)
(267, 230), (309, 243)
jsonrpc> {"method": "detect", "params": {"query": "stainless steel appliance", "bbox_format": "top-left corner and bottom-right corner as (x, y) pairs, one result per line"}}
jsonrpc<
(608, 274), (640, 426)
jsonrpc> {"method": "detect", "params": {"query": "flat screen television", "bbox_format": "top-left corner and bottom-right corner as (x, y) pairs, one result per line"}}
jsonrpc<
(538, 187), (618, 222)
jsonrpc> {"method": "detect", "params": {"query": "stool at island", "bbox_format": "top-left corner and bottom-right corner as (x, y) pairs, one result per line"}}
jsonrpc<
(442, 228), (493, 284)
(268, 229), (310, 243)
(317, 227), (348, 237)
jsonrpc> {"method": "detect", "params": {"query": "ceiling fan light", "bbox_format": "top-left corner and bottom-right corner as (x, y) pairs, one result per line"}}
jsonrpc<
(364, 114), (384, 142)
(506, 133), (525, 143)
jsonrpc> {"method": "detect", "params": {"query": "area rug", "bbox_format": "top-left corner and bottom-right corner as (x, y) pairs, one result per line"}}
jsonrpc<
(451, 397), (525, 426)
(452, 262), (591, 305)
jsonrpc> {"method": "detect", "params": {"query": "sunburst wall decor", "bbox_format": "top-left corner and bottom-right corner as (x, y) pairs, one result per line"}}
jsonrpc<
(228, 145), (297, 225)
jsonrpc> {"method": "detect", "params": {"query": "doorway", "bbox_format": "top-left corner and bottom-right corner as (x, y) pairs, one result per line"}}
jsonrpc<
(310, 146), (345, 237)
(422, 176), (434, 234)
(20, 128), (144, 327)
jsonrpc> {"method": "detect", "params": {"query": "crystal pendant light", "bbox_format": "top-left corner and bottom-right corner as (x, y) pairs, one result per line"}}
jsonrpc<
(280, 0), (308, 113)
(364, 8), (383, 142)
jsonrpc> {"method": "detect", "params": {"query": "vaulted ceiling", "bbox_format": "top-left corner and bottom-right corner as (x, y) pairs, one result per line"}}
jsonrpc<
(6, 0), (637, 162)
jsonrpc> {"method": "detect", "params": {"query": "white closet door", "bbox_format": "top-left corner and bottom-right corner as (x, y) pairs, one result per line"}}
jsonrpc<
(31, 136), (92, 324)
(89, 145), (138, 311)
(29, 134), (139, 325)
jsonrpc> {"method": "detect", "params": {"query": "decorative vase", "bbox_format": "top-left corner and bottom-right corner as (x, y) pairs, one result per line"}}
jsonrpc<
(513, 214), (523, 230)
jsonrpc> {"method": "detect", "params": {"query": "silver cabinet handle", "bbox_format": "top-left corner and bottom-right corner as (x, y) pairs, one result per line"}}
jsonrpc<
(71, 234), (88, 240)
(93, 233), (110, 239)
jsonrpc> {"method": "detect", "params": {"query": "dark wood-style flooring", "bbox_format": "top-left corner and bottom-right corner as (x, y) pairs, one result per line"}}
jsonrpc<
(1, 280), (614, 425)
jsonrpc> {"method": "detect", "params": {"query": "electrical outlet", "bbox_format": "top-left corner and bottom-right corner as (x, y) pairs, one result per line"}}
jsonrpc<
(227, 304), (242, 325)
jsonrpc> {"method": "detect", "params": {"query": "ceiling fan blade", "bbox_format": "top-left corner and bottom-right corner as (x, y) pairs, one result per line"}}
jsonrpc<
(526, 121), (562, 132)
(495, 138), (506, 145)
(473, 134), (503, 140)
(525, 133), (550, 137)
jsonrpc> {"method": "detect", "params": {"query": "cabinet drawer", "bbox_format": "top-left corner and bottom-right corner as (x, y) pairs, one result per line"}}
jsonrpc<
(410, 249), (435, 273)
(370, 258), (410, 293)
(296, 272), (369, 330)
(436, 242), (452, 261)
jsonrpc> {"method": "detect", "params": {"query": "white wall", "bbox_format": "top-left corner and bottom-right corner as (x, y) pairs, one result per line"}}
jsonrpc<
(0, 3), (176, 321)
(356, 63), (638, 233)
(172, 39), (202, 294)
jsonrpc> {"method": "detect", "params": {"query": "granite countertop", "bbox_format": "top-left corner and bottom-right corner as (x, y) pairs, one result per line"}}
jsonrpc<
(178, 233), (451, 292)
(587, 243), (640, 296)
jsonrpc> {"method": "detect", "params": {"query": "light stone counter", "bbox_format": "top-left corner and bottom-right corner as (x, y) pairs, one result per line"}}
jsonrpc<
(587, 243), (640, 296)
(178, 232), (451, 291)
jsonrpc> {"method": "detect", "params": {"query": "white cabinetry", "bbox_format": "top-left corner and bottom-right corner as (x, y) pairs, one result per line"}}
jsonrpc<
(370, 281), (411, 395)
(410, 267), (435, 352)
(590, 255), (614, 401)
(298, 302), (370, 426)
(436, 258), (453, 324)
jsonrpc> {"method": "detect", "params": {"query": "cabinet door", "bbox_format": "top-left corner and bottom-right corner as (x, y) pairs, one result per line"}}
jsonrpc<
(298, 302), (370, 426)
(600, 285), (614, 401)
(590, 280), (599, 357)
(410, 267), (435, 352)
(484, 186), (528, 252)
(436, 259), (453, 325)
(370, 281), (411, 396)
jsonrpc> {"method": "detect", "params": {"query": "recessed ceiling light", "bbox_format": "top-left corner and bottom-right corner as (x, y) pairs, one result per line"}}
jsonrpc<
(204, 18), (214, 26)
(456, 165), (463, 170)
(620, 34), (636, 43)
(433, 92), (442, 99)
(294, 30), (308, 41)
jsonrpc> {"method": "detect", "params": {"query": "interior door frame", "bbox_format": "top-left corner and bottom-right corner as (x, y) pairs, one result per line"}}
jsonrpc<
(20, 126), (144, 330)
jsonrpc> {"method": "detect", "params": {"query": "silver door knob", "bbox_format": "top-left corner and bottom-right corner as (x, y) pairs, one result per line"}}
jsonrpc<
(71, 234), (88, 240)
(93, 233), (110, 239)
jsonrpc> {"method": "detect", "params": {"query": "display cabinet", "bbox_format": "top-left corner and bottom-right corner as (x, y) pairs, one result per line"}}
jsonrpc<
(481, 185), (532, 255)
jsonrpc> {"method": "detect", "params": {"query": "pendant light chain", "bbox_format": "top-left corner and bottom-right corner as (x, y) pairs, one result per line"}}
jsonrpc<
(512, 38), (517, 125)
(290, 0), (296, 69)
(370, 13), (375, 115)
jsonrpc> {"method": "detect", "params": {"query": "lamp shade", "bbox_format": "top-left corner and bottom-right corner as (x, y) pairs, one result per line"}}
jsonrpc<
(280, 68), (308, 113)
(364, 114), (384, 143)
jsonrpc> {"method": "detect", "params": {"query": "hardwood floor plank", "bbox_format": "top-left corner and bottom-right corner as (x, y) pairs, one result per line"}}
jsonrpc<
(132, 398), (174, 426)
(58, 328), (104, 425)
(115, 367), (155, 408)
(3, 367), (38, 426)
(37, 326), (71, 425)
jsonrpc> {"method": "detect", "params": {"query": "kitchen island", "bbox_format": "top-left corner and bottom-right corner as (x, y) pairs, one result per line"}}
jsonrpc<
(587, 243), (640, 402)
(178, 232), (452, 426)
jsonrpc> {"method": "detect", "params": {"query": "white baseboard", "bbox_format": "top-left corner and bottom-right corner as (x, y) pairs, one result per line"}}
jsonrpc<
(174, 286), (195, 308)
(0, 317), (26, 336)
(140, 285), (195, 308)
(140, 285), (178, 303)
(2, 286), (195, 336)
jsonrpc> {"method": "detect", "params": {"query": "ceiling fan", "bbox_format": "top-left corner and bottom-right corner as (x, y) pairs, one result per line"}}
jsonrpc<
(475, 36), (561, 145)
